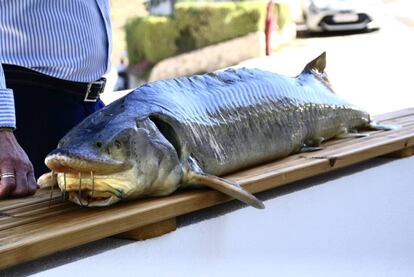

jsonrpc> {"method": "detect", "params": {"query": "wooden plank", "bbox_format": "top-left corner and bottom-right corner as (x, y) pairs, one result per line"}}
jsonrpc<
(386, 146), (414, 158)
(115, 218), (177, 241)
(374, 107), (414, 122)
(0, 204), (78, 231)
(0, 108), (414, 269)
(0, 191), (229, 268)
(0, 190), (62, 211)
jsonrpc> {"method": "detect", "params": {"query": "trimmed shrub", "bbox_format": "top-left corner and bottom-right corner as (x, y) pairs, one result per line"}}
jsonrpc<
(125, 16), (179, 64)
(175, 2), (266, 49)
(275, 2), (292, 30)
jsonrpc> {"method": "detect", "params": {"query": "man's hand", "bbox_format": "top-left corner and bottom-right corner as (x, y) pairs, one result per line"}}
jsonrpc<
(0, 130), (38, 198)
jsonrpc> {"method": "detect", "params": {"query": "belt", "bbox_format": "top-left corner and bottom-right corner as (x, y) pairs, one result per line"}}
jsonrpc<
(2, 64), (106, 102)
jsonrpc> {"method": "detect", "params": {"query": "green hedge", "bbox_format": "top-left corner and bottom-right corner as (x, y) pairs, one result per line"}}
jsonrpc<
(126, 16), (179, 65)
(125, 1), (292, 66)
(275, 2), (291, 31)
(175, 2), (266, 50)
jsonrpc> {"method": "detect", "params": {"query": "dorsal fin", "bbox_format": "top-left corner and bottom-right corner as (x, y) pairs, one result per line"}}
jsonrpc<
(304, 52), (326, 74)
(300, 52), (334, 92)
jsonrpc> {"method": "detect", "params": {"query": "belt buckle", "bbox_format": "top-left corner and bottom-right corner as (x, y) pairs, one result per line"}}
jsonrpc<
(84, 78), (106, 102)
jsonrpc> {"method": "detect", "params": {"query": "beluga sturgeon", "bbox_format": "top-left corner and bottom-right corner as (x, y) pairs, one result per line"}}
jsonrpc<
(40, 52), (393, 208)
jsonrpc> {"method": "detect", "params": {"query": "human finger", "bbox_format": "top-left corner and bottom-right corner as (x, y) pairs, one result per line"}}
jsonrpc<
(0, 168), (17, 198)
(9, 169), (29, 198)
(27, 171), (38, 195)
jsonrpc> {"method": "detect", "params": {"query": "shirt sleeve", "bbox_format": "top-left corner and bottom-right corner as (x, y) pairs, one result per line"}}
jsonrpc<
(0, 64), (16, 129)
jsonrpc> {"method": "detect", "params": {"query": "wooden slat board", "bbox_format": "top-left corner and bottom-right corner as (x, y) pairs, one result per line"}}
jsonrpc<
(1, 108), (414, 269)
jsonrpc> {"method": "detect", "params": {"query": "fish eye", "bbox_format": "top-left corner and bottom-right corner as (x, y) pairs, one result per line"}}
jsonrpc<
(114, 140), (122, 149)
(96, 141), (103, 148)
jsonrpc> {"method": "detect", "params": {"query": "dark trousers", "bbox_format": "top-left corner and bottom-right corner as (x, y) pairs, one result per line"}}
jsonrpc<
(3, 66), (105, 178)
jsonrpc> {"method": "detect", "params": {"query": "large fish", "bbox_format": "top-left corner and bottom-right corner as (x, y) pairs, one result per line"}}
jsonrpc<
(40, 52), (390, 208)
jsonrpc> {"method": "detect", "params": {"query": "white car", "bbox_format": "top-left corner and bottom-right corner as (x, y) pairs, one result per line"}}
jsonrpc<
(302, 0), (383, 32)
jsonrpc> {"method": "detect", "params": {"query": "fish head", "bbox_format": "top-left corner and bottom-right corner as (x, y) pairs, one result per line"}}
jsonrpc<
(45, 98), (183, 206)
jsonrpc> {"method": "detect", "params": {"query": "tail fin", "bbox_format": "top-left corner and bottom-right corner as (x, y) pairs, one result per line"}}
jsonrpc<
(301, 52), (333, 92)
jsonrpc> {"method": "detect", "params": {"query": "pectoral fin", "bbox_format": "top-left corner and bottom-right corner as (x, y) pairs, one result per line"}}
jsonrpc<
(185, 171), (265, 209)
(182, 156), (264, 209)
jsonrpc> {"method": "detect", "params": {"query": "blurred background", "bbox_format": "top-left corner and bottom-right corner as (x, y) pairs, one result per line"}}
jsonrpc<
(106, 0), (414, 115)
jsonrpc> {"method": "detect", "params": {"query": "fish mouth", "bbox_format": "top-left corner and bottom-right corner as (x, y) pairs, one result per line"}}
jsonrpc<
(68, 189), (119, 207)
(56, 172), (125, 207)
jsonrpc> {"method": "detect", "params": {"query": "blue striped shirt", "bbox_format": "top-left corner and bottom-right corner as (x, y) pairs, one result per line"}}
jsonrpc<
(0, 0), (112, 128)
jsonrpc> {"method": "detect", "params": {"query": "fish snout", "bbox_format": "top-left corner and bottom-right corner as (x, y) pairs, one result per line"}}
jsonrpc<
(45, 148), (127, 174)
(45, 148), (79, 173)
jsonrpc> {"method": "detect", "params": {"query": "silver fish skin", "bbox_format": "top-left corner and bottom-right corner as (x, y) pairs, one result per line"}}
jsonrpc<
(132, 53), (370, 177)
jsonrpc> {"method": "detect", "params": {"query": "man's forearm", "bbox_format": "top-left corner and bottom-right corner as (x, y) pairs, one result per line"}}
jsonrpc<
(0, 64), (16, 129)
(0, 64), (38, 199)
